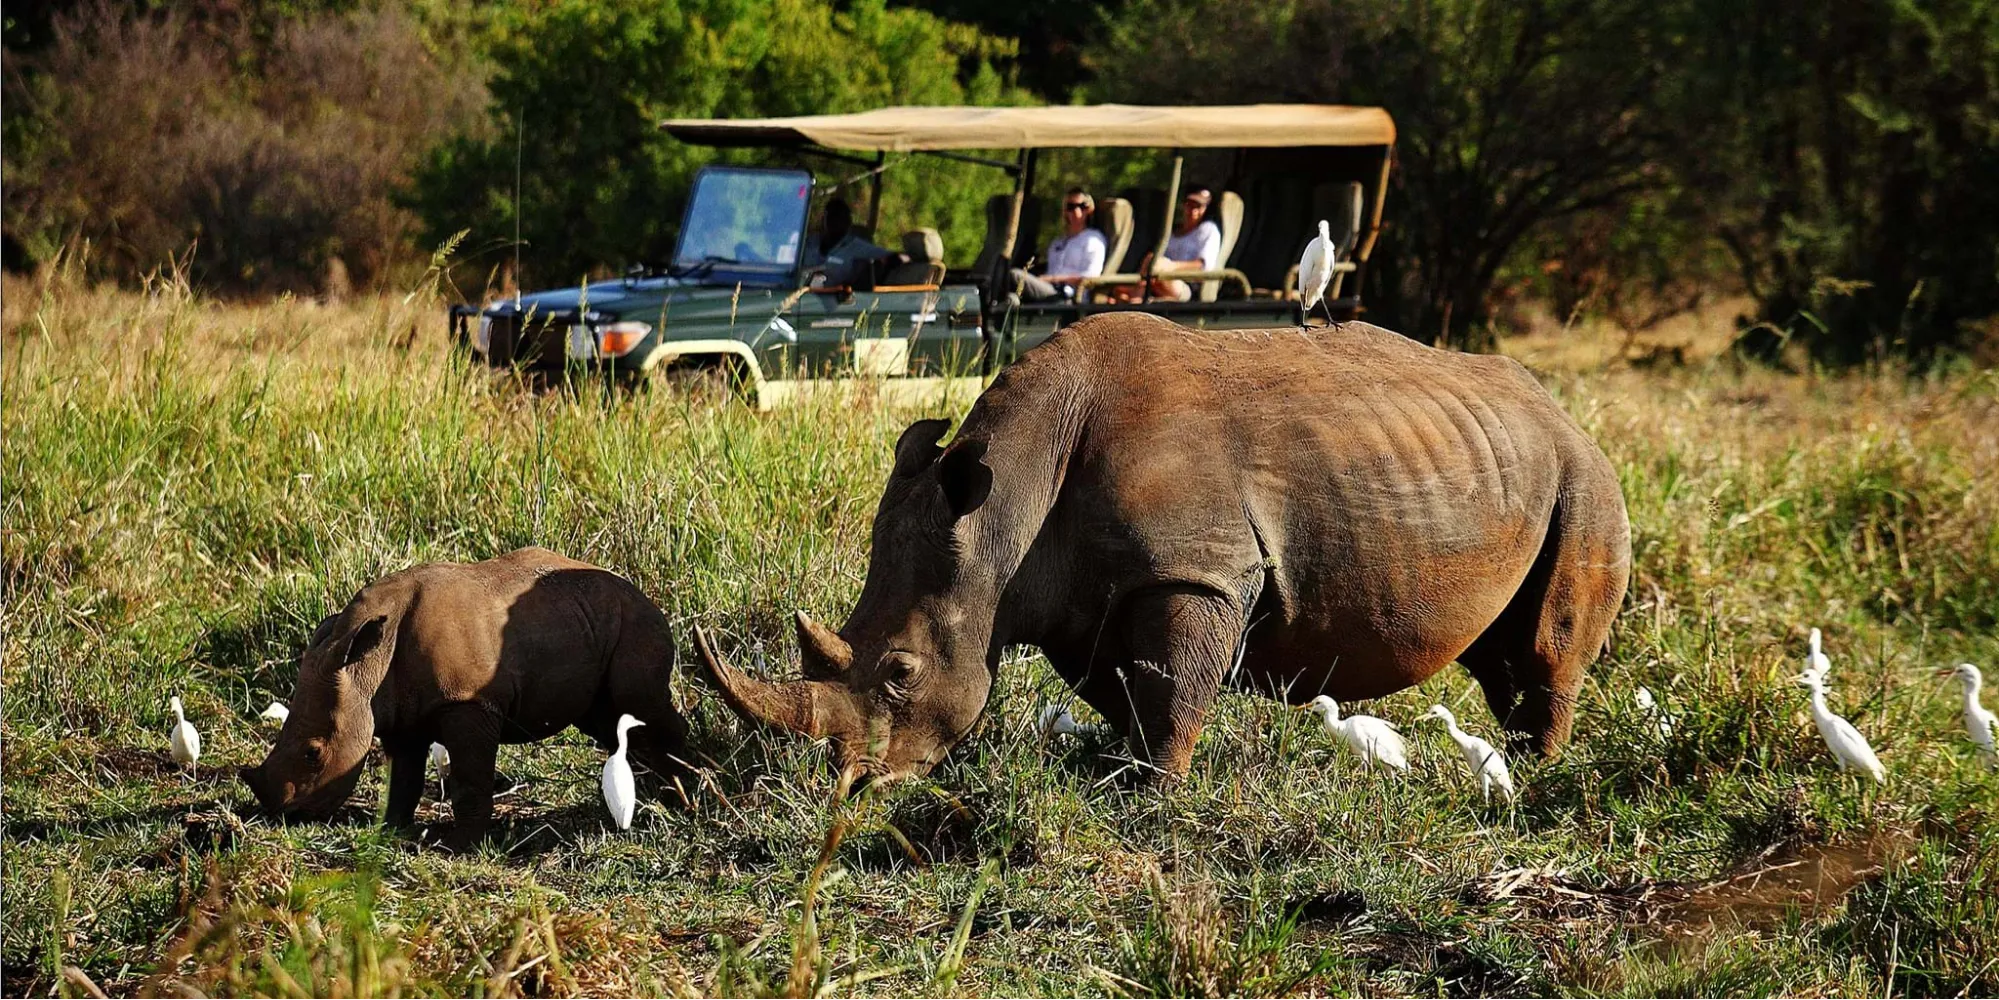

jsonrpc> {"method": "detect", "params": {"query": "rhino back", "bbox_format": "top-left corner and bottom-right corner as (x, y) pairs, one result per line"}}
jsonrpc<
(383, 548), (631, 739)
(986, 315), (1609, 688)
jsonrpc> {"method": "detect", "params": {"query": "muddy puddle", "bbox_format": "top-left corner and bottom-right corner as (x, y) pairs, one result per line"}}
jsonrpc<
(1646, 828), (1915, 944)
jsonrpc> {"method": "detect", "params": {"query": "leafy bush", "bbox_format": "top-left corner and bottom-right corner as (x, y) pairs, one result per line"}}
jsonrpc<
(2, 2), (487, 295)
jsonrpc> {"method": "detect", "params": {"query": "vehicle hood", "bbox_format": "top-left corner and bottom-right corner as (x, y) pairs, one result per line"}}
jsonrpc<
(487, 277), (681, 317)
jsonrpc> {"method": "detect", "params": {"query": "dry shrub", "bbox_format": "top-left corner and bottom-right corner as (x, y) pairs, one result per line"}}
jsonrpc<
(3, 2), (486, 296)
(138, 862), (694, 998)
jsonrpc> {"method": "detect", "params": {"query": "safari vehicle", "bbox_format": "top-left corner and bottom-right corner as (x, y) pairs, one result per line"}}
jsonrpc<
(449, 104), (1395, 408)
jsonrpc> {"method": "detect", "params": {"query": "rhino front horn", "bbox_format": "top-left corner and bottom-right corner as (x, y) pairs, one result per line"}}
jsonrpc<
(694, 625), (826, 736)
(795, 610), (853, 679)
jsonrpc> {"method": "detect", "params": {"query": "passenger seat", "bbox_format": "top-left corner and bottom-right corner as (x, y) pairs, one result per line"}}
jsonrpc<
(879, 228), (946, 289)
(1197, 191), (1246, 302)
(1096, 198), (1135, 282)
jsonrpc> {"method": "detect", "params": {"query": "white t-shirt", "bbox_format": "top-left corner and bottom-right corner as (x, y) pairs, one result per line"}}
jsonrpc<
(1164, 220), (1222, 271)
(1045, 228), (1107, 279)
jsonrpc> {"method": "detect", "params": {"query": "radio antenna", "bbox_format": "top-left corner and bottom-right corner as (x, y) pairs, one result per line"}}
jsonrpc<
(513, 106), (525, 304)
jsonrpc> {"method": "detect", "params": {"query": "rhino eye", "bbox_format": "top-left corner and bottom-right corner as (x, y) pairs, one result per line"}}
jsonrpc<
(881, 653), (922, 699)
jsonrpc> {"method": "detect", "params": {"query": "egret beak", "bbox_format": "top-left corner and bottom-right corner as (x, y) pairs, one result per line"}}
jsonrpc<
(1933, 667), (1957, 679)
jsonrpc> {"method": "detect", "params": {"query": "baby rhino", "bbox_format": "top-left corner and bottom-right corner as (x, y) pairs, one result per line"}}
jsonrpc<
(242, 547), (691, 849)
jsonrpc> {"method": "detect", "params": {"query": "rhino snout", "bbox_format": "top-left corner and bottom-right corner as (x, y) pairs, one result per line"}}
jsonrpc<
(240, 764), (281, 813)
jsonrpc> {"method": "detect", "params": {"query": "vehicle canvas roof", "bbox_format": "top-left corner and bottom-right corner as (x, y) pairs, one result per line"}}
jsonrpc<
(660, 103), (1396, 151)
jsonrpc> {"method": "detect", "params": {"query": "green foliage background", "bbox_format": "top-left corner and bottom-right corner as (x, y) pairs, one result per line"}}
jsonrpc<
(402, 0), (1024, 286)
(5, 0), (1999, 359)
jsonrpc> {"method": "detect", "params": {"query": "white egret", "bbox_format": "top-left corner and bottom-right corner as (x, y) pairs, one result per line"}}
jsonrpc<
(1939, 663), (1997, 763)
(1296, 220), (1338, 323)
(1037, 704), (1107, 739)
(602, 714), (645, 831)
(1423, 705), (1515, 802)
(259, 701), (290, 724)
(430, 742), (452, 798)
(1634, 686), (1673, 737)
(1795, 673), (1885, 783)
(1301, 696), (1408, 771)
(1806, 627), (1833, 681)
(169, 696), (201, 771)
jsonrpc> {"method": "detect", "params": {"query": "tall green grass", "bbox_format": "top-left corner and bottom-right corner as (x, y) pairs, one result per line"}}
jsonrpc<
(4, 275), (1996, 996)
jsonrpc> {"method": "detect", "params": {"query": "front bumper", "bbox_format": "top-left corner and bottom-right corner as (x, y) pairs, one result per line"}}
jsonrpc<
(449, 305), (652, 370)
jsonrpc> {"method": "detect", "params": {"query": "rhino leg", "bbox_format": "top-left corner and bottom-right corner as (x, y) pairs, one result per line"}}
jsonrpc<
(382, 742), (427, 830)
(589, 618), (694, 784)
(1465, 489), (1629, 758)
(433, 703), (501, 851)
(1104, 583), (1243, 782)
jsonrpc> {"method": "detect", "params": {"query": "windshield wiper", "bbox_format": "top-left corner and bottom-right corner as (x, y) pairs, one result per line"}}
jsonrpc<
(670, 254), (747, 279)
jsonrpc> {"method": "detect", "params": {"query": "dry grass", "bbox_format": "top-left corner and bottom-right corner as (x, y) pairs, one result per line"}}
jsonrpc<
(4, 276), (1996, 996)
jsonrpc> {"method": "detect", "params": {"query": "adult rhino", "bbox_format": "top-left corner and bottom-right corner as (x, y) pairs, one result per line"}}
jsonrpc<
(697, 313), (1630, 784)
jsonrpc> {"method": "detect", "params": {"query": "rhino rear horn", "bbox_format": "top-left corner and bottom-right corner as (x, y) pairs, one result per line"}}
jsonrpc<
(694, 625), (828, 736)
(795, 610), (853, 680)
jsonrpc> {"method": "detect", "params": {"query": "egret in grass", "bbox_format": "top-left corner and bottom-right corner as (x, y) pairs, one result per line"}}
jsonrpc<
(1297, 220), (1338, 323)
(602, 714), (645, 831)
(1424, 705), (1515, 802)
(1302, 695), (1408, 772)
(260, 701), (290, 724)
(1806, 627), (1833, 682)
(1938, 663), (1997, 764)
(430, 742), (452, 798)
(1795, 672), (1885, 783)
(1037, 703), (1107, 739)
(169, 696), (201, 772)
(1634, 686), (1672, 737)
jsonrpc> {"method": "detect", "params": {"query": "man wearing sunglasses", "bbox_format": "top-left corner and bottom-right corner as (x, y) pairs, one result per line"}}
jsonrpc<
(1010, 187), (1107, 303)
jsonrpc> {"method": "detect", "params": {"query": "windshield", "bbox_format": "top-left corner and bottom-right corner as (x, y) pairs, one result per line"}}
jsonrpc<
(673, 167), (811, 273)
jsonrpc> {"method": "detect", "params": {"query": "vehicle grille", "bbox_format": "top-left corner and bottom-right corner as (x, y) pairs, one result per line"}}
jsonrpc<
(483, 311), (572, 369)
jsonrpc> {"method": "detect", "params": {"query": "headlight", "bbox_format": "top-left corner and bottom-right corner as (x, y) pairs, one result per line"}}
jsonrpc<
(595, 321), (653, 357)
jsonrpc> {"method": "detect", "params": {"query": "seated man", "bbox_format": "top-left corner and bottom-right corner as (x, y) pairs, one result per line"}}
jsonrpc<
(804, 197), (893, 288)
(1009, 188), (1107, 303)
(1125, 184), (1220, 302)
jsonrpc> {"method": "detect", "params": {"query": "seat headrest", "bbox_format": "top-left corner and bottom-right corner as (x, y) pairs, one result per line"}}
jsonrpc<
(902, 228), (944, 263)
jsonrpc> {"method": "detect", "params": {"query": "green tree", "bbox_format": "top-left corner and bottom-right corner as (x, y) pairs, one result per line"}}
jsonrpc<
(1687, 0), (1999, 363)
(405, 0), (1022, 288)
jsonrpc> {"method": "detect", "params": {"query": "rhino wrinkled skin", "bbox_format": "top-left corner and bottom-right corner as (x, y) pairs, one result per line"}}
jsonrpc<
(700, 313), (1631, 786)
(242, 547), (691, 848)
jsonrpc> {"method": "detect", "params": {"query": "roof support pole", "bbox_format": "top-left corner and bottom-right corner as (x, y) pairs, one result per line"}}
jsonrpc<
(998, 147), (1037, 263)
(1142, 152), (1183, 304)
(867, 151), (885, 236)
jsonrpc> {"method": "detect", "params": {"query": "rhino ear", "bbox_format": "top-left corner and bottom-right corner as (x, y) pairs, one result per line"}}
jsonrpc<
(938, 439), (992, 518)
(340, 615), (389, 667)
(890, 418), (952, 480)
